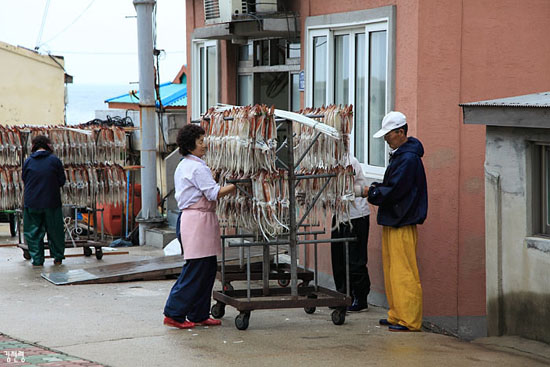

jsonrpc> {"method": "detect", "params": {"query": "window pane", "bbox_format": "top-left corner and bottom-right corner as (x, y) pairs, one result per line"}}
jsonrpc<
(291, 73), (300, 111)
(238, 75), (253, 106)
(207, 46), (216, 109)
(313, 36), (327, 108)
(200, 46), (206, 114)
(239, 45), (250, 61)
(334, 35), (349, 106)
(368, 31), (387, 167)
(546, 146), (550, 227)
(355, 33), (365, 162)
(288, 43), (301, 59)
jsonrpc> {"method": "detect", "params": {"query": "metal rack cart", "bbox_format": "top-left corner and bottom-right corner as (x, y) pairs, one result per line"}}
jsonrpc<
(17, 204), (105, 260)
(0, 124), (129, 262)
(215, 227), (321, 291)
(210, 115), (354, 330)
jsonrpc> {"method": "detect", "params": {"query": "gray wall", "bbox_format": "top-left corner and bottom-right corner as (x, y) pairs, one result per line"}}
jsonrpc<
(485, 126), (550, 344)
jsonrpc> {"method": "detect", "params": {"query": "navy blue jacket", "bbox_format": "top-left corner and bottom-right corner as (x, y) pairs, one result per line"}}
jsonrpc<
(367, 137), (428, 227)
(22, 151), (66, 208)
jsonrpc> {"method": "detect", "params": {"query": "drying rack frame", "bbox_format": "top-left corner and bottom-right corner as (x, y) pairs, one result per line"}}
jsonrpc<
(206, 114), (355, 330)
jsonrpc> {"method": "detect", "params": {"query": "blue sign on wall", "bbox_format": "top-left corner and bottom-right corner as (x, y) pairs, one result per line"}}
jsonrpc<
(299, 71), (305, 91)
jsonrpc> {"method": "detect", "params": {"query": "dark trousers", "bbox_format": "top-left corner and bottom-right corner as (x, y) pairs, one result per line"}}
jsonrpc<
(331, 215), (370, 305)
(23, 207), (65, 265)
(164, 255), (217, 323)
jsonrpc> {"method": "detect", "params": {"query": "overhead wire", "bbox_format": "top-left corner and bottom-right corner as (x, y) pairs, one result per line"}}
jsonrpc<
(35, 0), (51, 50)
(37, 0), (96, 49)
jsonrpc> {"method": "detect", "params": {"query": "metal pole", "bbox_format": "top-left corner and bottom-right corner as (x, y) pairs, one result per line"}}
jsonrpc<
(345, 240), (350, 297)
(314, 233), (318, 291)
(221, 237), (226, 294)
(134, 0), (160, 245)
(263, 244), (270, 296)
(125, 170), (130, 238)
(287, 119), (298, 297)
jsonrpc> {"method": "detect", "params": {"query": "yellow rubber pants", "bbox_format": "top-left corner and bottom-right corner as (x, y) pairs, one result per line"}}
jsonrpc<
(382, 225), (423, 331)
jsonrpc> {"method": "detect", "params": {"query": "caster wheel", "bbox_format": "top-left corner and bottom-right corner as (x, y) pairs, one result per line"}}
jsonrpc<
(304, 293), (317, 313)
(83, 247), (92, 257)
(211, 302), (226, 319)
(235, 312), (250, 330)
(9, 214), (17, 237)
(23, 249), (31, 260)
(277, 278), (290, 287)
(223, 283), (234, 292)
(95, 247), (103, 260)
(331, 309), (346, 325)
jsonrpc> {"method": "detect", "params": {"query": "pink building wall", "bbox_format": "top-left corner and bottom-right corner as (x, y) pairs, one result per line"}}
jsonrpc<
(185, 0), (550, 336)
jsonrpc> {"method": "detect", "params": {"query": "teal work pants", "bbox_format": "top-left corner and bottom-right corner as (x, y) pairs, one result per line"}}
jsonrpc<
(23, 207), (65, 265)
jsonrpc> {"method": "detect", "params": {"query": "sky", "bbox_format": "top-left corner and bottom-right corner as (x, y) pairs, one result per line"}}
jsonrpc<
(0, 0), (187, 86)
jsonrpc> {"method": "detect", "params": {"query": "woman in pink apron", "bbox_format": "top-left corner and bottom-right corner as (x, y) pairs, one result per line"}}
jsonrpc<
(163, 124), (235, 329)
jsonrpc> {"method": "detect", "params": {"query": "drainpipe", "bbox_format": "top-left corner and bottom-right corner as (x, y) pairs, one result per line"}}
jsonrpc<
(134, 0), (162, 244)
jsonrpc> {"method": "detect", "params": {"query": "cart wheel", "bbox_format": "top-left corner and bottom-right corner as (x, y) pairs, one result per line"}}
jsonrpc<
(235, 312), (250, 330)
(9, 214), (17, 237)
(223, 283), (234, 292)
(304, 306), (316, 314)
(211, 302), (226, 319)
(331, 309), (346, 325)
(277, 278), (290, 287)
(95, 247), (103, 260)
(83, 247), (92, 257)
(22, 249), (31, 260)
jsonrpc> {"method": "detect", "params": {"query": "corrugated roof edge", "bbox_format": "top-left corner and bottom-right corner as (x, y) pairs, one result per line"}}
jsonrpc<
(157, 87), (187, 107)
(459, 92), (550, 108)
(105, 82), (173, 102)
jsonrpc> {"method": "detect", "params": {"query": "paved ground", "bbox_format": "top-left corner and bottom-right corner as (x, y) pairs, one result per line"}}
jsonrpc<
(0, 333), (105, 366)
(1, 225), (550, 367)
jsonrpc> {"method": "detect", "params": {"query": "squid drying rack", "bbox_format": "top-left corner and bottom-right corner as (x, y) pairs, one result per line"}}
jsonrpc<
(209, 115), (355, 330)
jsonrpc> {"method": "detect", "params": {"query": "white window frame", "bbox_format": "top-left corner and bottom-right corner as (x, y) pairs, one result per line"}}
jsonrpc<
(306, 13), (393, 178)
(191, 39), (218, 120)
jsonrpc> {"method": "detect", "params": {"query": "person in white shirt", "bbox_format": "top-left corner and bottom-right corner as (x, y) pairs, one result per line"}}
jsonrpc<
(331, 145), (371, 312)
(163, 124), (236, 329)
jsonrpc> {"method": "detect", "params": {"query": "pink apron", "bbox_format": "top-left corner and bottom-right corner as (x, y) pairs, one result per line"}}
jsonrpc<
(179, 196), (221, 260)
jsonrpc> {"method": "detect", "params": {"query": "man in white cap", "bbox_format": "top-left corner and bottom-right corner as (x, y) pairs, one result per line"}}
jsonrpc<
(362, 111), (428, 332)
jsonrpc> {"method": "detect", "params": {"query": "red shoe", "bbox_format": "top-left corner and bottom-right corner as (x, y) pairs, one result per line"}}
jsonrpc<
(197, 318), (222, 326)
(163, 316), (195, 329)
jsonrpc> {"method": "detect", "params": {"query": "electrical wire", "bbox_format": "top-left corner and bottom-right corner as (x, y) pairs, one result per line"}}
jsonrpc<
(35, 0), (51, 50)
(37, 0), (96, 49)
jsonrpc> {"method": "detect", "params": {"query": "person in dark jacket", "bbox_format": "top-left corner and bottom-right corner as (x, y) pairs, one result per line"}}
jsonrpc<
(22, 135), (66, 266)
(363, 111), (427, 332)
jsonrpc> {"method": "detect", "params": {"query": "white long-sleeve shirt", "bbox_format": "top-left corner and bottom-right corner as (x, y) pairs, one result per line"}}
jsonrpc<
(174, 155), (220, 210)
(348, 155), (370, 220)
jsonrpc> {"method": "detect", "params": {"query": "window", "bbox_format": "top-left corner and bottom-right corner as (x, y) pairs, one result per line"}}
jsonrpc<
(534, 144), (550, 236)
(238, 74), (253, 106)
(306, 7), (395, 175)
(192, 40), (218, 119)
(312, 35), (327, 108)
(290, 73), (301, 112)
(237, 39), (301, 110)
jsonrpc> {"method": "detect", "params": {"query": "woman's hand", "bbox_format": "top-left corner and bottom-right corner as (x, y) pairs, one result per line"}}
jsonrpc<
(217, 184), (236, 199)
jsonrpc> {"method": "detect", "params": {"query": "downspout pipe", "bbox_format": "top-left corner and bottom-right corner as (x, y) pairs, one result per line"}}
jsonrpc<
(134, 0), (163, 244)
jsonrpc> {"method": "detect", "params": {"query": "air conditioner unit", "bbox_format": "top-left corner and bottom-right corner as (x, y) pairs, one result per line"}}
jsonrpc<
(204, 1), (279, 24)
(204, 0), (247, 24)
(255, 0), (277, 12)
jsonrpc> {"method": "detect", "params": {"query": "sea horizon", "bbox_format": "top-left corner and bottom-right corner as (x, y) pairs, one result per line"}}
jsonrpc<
(66, 83), (136, 125)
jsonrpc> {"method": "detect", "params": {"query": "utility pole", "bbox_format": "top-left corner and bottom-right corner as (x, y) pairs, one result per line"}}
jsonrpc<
(133, 0), (163, 244)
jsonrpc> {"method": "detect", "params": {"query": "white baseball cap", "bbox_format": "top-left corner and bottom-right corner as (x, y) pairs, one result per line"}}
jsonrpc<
(373, 111), (407, 138)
